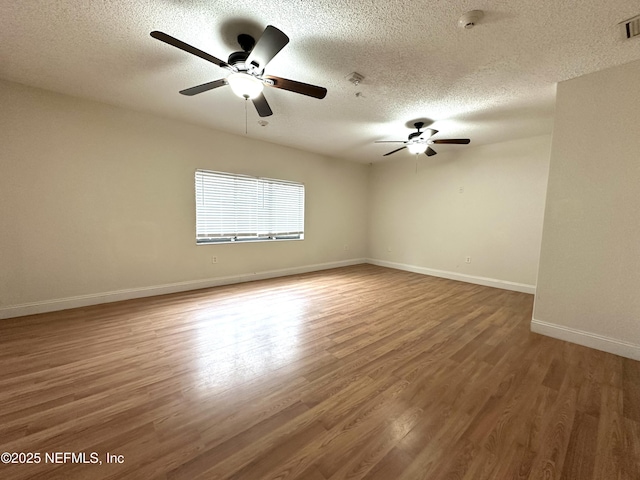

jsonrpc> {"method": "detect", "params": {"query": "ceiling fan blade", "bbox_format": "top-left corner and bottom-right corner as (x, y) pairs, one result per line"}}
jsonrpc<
(179, 79), (227, 96)
(252, 93), (273, 117)
(384, 146), (407, 156)
(245, 26), (289, 72)
(150, 31), (234, 71)
(264, 75), (327, 99)
(425, 147), (438, 157)
(431, 139), (471, 144)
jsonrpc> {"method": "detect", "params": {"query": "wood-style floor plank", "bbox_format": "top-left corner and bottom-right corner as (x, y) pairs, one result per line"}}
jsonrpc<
(1, 264), (639, 480)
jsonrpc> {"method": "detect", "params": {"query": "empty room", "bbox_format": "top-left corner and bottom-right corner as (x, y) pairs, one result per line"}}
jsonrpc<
(1, 1), (639, 479)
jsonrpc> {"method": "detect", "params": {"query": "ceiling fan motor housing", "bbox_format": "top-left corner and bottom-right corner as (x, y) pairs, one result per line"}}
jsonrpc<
(228, 50), (249, 69)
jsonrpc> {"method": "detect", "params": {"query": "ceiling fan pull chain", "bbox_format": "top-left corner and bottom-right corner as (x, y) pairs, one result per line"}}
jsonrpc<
(245, 97), (248, 135)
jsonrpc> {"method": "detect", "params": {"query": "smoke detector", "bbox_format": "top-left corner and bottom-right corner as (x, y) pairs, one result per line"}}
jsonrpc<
(346, 72), (365, 86)
(458, 10), (484, 29)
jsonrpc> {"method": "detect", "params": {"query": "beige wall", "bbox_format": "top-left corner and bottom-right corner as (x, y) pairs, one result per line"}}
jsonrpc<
(368, 135), (551, 291)
(533, 59), (640, 360)
(0, 80), (369, 316)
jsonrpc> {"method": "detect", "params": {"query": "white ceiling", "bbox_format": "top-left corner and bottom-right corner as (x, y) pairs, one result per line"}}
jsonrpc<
(2, 1), (639, 163)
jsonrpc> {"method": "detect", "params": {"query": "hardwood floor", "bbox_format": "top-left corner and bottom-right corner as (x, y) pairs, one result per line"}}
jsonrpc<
(0, 264), (638, 479)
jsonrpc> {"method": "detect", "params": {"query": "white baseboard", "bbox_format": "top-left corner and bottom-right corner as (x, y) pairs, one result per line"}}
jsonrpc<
(0, 258), (367, 320)
(366, 258), (536, 294)
(531, 318), (640, 361)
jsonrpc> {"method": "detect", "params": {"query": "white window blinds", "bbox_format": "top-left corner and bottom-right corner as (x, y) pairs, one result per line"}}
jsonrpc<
(195, 169), (305, 243)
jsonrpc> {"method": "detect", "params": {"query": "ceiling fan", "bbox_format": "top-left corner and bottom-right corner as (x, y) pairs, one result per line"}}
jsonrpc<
(150, 25), (327, 117)
(376, 122), (471, 156)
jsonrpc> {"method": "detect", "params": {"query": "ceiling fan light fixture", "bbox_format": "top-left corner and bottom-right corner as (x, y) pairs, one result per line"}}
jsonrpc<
(407, 142), (428, 155)
(227, 72), (264, 99)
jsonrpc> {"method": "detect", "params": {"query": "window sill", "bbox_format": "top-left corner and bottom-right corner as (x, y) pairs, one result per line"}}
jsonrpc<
(196, 236), (304, 245)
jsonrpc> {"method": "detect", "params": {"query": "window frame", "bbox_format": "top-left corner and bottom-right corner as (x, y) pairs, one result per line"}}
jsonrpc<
(194, 169), (305, 245)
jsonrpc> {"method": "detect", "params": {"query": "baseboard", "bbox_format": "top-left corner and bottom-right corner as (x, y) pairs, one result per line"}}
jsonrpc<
(366, 258), (536, 294)
(531, 318), (640, 361)
(0, 258), (367, 320)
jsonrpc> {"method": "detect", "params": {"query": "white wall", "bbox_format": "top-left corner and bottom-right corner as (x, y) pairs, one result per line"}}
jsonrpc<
(533, 59), (640, 360)
(0, 80), (369, 318)
(368, 135), (551, 292)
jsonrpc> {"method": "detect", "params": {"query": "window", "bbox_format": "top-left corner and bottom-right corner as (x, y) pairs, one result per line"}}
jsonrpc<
(195, 169), (305, 244)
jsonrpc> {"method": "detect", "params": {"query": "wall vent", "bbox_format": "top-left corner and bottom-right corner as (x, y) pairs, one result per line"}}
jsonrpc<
(622, 15), (640, 39)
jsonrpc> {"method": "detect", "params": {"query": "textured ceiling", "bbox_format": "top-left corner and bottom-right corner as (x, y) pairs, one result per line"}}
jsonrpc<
(1, 1), (639, 163)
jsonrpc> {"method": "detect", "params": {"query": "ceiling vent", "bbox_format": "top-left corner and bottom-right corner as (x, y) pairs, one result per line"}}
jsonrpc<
(621, 14), (640, 39)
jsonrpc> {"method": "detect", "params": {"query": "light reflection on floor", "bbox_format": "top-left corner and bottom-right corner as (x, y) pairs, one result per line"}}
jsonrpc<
(192, 289), (307, 392)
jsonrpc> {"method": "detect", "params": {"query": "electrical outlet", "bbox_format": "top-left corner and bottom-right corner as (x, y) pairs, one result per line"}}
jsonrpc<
(465, 256), (471, 263)
(212, 256), (217, 264)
